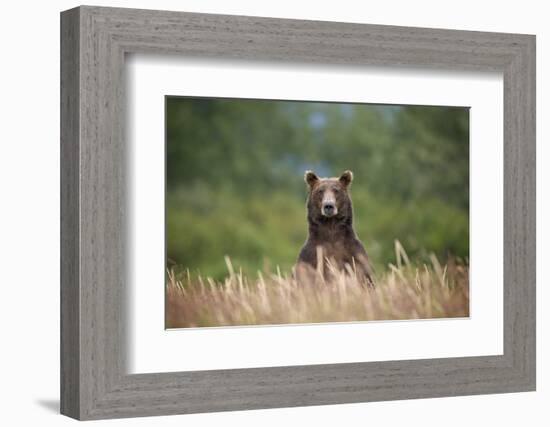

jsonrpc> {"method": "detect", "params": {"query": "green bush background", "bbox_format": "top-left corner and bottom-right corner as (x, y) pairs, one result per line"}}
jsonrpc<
(166, 97), (469, 279)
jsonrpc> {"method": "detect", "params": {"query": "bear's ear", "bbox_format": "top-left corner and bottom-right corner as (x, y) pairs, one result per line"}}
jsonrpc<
(339, 170), (353, 188)
(304, 170), (319, 188)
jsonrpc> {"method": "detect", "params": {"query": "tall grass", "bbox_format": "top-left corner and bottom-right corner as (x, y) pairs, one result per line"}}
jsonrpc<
(166, 241), (469, 328)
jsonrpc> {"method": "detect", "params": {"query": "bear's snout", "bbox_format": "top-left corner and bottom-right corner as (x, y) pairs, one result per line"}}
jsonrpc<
(321, 189), (338, 217)
(322, 203), (336, 216)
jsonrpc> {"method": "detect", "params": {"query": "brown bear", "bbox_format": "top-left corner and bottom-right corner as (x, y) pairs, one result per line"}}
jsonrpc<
(296, 170), (374, 286)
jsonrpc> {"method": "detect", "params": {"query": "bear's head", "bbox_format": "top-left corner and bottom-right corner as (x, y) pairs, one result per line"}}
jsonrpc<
(304, 170), (354, 223)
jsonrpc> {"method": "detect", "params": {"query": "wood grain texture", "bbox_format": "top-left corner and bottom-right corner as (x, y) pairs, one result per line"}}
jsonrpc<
(60, 7), (80, 419)
(60, 5), (536, 420)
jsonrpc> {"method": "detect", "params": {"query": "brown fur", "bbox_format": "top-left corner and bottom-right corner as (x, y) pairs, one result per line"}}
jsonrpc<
(296, 170), (374, 286)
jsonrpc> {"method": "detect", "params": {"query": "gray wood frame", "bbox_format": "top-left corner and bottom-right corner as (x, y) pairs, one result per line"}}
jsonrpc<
(60, 5), (536, 420)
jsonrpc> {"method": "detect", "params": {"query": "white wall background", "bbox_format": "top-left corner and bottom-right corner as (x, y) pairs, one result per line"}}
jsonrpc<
(0, 0), (546, 425)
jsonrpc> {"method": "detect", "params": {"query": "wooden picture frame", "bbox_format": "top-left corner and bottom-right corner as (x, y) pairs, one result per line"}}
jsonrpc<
(60, 5), (536, 420)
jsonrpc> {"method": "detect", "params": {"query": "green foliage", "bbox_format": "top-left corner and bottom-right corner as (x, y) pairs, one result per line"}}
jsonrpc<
(166, 97), (469, 279)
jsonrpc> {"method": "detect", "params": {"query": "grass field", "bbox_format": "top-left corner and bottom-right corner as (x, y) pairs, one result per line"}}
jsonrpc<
(166, 242), (469, 329)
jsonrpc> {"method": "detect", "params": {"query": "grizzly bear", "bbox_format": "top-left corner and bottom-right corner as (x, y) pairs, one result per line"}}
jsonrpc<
(296, 170), (374, 286)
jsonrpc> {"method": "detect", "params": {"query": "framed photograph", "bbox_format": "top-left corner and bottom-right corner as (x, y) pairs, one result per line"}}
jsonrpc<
(163, 97), (469, 329)
(60, 6), (535, 420)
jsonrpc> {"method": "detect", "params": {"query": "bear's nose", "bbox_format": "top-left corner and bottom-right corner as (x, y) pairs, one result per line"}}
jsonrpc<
(323, 203), (335, 216)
